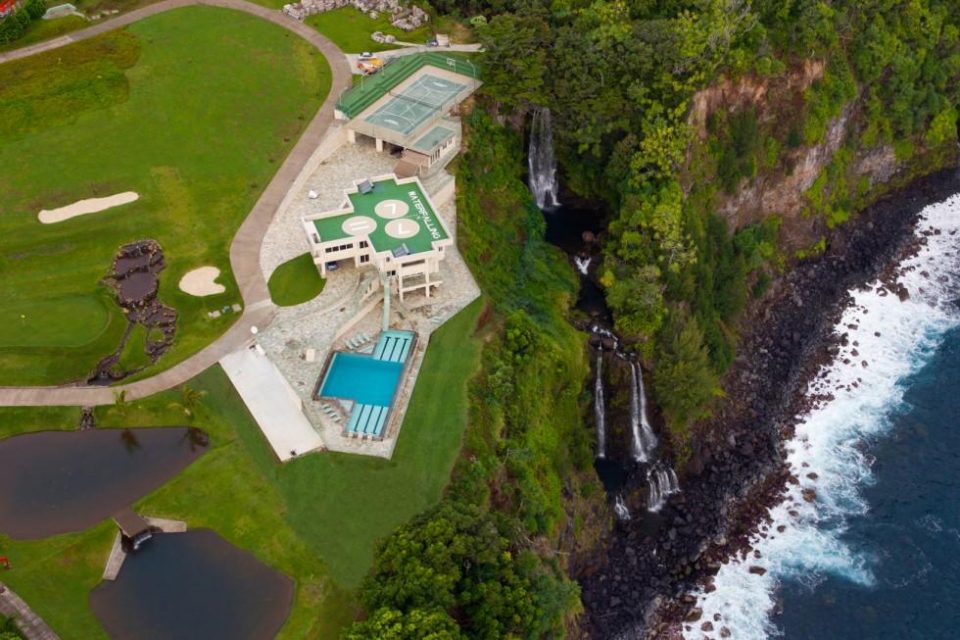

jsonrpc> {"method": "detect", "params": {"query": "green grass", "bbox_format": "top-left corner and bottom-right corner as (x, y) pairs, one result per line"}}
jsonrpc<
(0, 6), (332, 386)
(305, 6), (431, 53)
(116, 323), (152, 372)
(269, 298), (486, 586)
(268, 253), (326, 307)
(0, 297), (486, 636)
(0, 294), (111, 348)
(0, 15), (91, 53)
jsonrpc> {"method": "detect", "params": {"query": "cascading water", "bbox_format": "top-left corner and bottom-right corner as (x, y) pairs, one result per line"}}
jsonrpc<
(594, 350), (606, 459)
(647, 465), (680, 513)
(527, 107), (561, 209)
(629, 361), (658, 462)
(574, 256), (591, 275)
(614, 495), (631, 521)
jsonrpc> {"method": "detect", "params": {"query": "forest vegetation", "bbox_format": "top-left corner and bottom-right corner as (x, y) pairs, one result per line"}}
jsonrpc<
(348, 1), (960, 638)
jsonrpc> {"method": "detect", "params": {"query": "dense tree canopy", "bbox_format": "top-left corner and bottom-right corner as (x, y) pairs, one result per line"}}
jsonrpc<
(474, 0), (960, 445)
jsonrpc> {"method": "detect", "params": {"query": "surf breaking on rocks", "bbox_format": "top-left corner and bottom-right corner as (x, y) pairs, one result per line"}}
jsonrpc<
(680, 193), (960, 639)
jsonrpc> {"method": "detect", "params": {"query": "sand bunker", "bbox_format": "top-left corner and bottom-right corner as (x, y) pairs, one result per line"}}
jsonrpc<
(179, 266), (225, 297)
(38, 192), (139, 224)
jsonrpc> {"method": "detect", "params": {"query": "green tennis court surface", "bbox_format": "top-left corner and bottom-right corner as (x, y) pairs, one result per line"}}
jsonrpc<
(311, 176), (449, 255)
(363, 74), (467, 135)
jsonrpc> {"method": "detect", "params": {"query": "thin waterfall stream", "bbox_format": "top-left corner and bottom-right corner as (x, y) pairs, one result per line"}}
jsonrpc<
(526, 108), (681, 518)
(594, 350), (606, 459)
(528, 107), (561, 209)
(629, 360), (658, 463)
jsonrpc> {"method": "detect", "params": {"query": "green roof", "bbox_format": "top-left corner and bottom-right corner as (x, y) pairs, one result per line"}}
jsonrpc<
(312, 177), (449, 256)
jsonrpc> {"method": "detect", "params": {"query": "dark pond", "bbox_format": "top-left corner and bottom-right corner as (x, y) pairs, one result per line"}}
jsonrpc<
(0, 427), (206, 539)
(90, 529), (294, 640)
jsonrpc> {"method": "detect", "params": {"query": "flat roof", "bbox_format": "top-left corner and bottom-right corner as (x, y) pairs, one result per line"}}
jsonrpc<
(411, 125), (455, 153)
(310, 176), (450, 256)
(337, 52), (480, 119)
(363, 74), (466, 136)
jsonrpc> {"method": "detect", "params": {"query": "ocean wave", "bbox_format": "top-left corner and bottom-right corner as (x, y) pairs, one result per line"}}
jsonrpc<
(681, 193), (960, 640)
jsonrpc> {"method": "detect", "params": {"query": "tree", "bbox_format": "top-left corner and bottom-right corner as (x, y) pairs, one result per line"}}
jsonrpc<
(112, 389), (129, 416)
(345, 608), (462, 640)
(169, 384), (207, 420)
(350, 501), (550, 639)
(653, 312), (718, 433)
(603, 264), (665, 338)
(478, 15), (551, 109)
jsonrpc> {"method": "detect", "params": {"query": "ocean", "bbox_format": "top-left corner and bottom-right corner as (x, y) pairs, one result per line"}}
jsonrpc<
(682, 193), (960, 639)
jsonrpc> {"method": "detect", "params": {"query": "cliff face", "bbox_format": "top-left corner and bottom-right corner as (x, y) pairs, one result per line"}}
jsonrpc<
(685, 61), (956, 254)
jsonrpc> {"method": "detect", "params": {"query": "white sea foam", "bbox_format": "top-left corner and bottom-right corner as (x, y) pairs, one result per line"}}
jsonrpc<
(681, 193), (960, 639)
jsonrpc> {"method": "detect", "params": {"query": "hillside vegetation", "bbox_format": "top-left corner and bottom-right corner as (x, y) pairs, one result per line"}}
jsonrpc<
(347, 1), (960, 637)
(477, 0), (960, 457)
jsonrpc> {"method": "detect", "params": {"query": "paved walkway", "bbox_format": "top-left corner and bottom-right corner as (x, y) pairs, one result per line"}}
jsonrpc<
(0, 0), (352, 407)
(0, 583), (60, 640)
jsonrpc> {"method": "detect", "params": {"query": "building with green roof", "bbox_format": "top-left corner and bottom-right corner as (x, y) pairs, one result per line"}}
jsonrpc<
(301, 174), (453, 301)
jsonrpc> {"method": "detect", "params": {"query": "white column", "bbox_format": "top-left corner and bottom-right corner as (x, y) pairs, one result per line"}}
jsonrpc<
(375, 137), (384, 152)
(347, 129), (356, 144)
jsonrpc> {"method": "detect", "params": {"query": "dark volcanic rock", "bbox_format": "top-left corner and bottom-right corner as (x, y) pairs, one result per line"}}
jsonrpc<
(577, 167), (960, 639)
(88, 240), (178, 385)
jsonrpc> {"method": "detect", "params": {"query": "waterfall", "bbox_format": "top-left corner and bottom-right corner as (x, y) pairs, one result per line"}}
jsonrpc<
(574, 256), (591, 275)
(629, 362), (658, 462)
(594, 351), (606, 459)
(614, 495), (631, 521)
(528, 107), (560, 209)
(647, 465), (680, 513)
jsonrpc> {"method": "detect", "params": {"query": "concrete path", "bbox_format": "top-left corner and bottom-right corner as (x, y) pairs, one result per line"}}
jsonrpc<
(220, 347), (325, 461)
(0, 582), (60, 640)
(0, 0), (352, 407)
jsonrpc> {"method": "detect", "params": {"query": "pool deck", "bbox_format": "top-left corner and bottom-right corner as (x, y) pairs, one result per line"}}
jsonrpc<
(220, 347), (325, 462)
(251, 137), (479, 459)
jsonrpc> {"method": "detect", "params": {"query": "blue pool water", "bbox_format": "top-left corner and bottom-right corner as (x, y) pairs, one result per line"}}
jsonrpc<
(320, 353), (403, 405)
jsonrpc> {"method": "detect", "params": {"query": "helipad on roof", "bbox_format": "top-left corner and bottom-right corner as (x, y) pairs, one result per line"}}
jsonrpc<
(308, 176), (449, 256)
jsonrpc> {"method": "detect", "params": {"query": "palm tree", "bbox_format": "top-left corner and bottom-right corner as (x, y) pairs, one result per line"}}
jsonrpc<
(170, 385), (207, 420)
(113, 390), (129, 417)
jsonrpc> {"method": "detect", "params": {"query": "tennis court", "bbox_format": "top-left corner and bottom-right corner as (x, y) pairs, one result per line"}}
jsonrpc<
(363, 74), (467, 136)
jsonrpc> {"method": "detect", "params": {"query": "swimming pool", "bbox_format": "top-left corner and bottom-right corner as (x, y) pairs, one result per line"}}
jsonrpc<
(319, 353), (403, 406)
(317, 331), (416, 438)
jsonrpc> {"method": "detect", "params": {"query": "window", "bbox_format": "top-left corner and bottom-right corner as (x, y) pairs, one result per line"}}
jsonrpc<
(359, 240), (369, 248)
(360, 255), (370, 264)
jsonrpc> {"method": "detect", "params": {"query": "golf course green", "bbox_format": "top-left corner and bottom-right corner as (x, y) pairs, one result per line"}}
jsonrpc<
(0, 5), (332, 385)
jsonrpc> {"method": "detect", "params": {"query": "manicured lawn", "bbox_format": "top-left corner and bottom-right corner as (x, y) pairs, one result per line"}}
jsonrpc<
(0, 6), (331, 386)
(0, 297), (486, 636)
(0, 294), (111, 349)
(268, 253), (326, 307)
(305, 6), (431, 53)
(264, 297), (487, 586)
(0, 371), (354, 640)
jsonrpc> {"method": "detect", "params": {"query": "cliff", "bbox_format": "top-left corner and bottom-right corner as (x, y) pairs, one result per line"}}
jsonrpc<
(684, 60), (958, 256)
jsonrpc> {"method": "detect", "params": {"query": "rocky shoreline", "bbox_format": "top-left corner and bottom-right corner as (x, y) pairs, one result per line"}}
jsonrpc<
(576, 165), (960, 640)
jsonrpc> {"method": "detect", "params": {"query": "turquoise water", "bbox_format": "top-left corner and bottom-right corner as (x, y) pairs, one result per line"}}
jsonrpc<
(320, 353), (403, 405)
